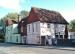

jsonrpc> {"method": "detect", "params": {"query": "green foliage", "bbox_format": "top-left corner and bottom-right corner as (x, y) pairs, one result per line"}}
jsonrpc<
(0, 33), (4, 39)
(0, 10), (29, 35)
(0, 19), (3, 26)
(0, 19), (5, 35)
(3, 12), (19, 20)
(69, 19), (75, 31)
(2, 11), (29, 21)
(0, 33), (4, 42)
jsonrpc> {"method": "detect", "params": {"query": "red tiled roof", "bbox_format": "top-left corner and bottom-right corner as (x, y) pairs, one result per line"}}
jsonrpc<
(28, 7), (68, 24)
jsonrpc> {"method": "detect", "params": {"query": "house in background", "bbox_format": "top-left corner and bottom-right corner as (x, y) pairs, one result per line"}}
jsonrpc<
(68, 29), (75, 39)
(5, 19), (21, 43)
(26, 7), (68, 45)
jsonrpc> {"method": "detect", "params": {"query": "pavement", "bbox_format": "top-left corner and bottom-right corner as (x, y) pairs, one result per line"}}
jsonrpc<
(0, 43), (75, 54)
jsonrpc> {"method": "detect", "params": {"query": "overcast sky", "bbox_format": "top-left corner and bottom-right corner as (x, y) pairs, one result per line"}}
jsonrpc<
(0, 0), (75, 22)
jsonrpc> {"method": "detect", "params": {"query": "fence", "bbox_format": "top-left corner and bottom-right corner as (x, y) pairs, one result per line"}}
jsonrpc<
(57, 39), (75, 46)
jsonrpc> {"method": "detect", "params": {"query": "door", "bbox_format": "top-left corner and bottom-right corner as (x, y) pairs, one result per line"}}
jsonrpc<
(41, 36), (46, 45)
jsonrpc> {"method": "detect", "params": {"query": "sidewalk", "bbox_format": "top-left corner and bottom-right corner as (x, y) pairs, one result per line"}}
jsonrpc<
(0, 43), (75, 51)
(18, 44), (75, 51)
(41, 46), (75, 51)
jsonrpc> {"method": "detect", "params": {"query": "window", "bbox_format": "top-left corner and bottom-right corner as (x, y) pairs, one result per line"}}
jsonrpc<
(64, 35), (68, 39)
(16, 36), (18, 42)
(55, 35), (58, 38)
(54, 24), (58, 32)
(47, 23), (50, 28)
(41, 23), (44, 28)
(36, 23), (38, 32)
(6, 36), (8, 40)
(21, 26), (23, 32)
(74, 33), (75, 36)
(54, 24), (58, 28)
(60, 35), (63, 39)
(29, 25), (30, 32)
(55, 35), (63, 39)
(32, 23), (34, 32)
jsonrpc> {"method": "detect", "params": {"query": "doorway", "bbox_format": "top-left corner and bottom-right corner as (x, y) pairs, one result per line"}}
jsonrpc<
(41, 36), (46, 45)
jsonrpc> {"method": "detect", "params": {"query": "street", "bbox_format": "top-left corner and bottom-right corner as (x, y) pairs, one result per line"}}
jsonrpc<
(0, 43), (75, 54)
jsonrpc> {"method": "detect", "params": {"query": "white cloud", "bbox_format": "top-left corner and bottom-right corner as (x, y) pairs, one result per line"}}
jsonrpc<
(0, 0), (21, 11)
(60, 10), (75, 22)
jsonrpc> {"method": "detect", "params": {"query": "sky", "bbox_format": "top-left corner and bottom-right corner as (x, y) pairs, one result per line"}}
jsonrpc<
(0, 0), (75, 22)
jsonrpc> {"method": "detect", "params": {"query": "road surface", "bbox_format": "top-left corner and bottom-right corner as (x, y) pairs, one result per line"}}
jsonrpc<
(0, 43), (75, 54)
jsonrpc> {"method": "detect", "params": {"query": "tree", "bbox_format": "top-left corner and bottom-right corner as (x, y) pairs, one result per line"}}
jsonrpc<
(0, 19), (5, 40)
(20, 10), (29, 17)
(0, 12), (19, 36)
(4, 12), (19, 20)
(2, 11), (29, 22)
(69, 19), (75, 31)
(1, 11), (29, 34)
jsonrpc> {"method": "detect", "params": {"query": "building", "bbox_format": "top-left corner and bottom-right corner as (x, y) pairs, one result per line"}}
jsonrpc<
(68, 29), (75, 39)
(5, 7), (68, 45)
(18, 18), (27, 44)
(5, 19), (21, 43)
(20, 7), (68, 45)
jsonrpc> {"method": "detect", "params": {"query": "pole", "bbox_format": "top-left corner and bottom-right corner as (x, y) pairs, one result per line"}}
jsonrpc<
(18, 14), (19, 23)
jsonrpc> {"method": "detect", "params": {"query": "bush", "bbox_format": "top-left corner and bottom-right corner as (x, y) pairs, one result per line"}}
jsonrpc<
(0, 33), (4, 42)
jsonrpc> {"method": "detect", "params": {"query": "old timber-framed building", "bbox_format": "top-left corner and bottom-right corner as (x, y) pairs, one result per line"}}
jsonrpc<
(18, 7), (68, 45)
